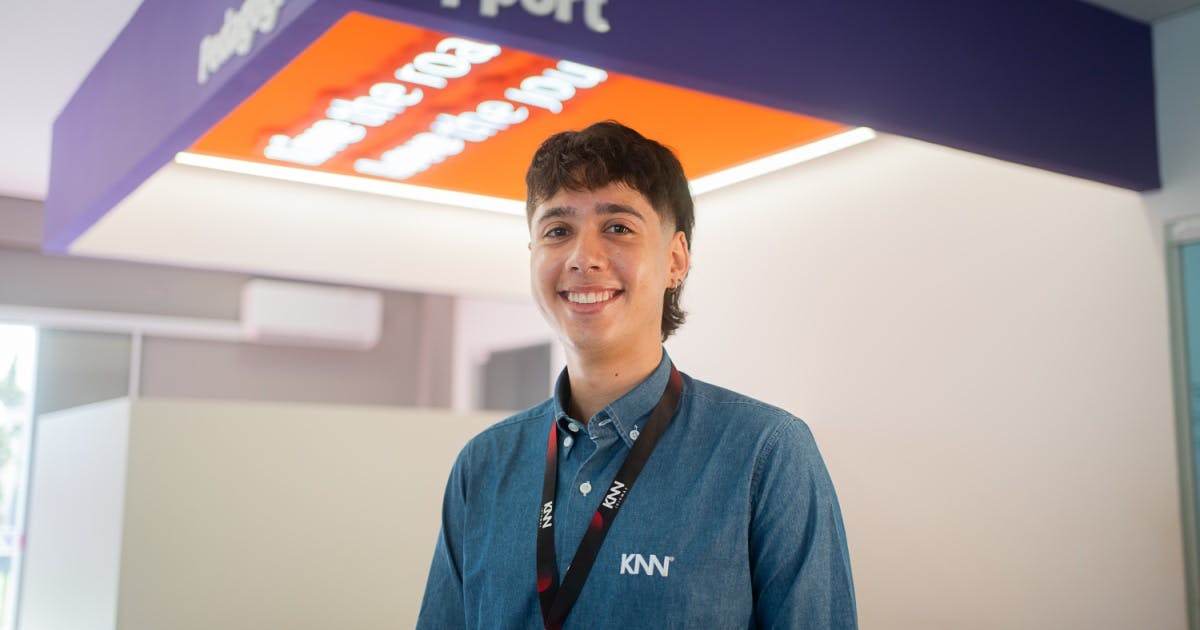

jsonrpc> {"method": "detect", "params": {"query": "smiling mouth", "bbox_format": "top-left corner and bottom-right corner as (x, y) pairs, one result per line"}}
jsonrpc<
(562, 290), (622, 304)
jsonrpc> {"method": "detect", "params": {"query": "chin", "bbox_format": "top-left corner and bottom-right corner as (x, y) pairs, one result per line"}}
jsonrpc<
(561, 328), (619, 354)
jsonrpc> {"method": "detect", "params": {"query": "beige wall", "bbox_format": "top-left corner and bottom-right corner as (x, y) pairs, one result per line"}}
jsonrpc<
(667, 134), (1184, 629)
(117, 399), (498, 630)
(0, 196), (40, 249)
(21, 398), (501, 630)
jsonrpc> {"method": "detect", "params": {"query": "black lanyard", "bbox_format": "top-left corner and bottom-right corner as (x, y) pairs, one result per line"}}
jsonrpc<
(536, 364), (683, 630)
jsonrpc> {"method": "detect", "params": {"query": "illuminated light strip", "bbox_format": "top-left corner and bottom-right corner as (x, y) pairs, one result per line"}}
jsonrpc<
(175, 128), (873, 215)
(688, 127), (876, 196)
(174, 152), (527, 215)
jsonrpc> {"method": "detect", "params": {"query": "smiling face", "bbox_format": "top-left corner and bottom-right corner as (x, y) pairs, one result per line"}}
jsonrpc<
(530, 182), (690, 362)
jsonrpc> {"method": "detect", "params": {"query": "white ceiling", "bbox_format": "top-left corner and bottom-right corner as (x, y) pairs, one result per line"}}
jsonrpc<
(69, 161), (536, 298)
(0, 0), (144, 201)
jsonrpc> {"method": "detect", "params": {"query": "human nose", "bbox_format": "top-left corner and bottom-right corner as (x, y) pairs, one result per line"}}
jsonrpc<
(568, 230), (606, 272)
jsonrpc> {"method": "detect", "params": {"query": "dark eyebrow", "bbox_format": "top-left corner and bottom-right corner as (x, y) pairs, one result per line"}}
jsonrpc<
(596, 203), (645, 222)
(535, 206), (575, 227)
(534, 202), (646, 227)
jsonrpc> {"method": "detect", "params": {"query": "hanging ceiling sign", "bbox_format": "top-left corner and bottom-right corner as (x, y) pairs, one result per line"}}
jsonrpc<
(46, 0), (1159, 254)
(187, 12), (846, 201)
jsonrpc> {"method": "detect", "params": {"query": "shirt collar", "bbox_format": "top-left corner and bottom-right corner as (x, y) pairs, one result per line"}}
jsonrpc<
(552, 349), (673, 449)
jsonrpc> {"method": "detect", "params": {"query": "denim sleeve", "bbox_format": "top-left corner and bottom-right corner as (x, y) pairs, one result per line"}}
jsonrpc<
(415, 445), (470, 630)
(750, 418), (857, 629)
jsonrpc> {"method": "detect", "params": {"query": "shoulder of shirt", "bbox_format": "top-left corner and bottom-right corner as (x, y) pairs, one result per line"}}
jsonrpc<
(682, 373), (797, 421)
(463, 397), (555, 448)
(680, 375), (828, 502)
(680, 373), (818, 444)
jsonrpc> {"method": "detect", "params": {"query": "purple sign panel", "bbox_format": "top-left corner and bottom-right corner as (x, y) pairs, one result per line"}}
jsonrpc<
(46, 0), (1158, 251)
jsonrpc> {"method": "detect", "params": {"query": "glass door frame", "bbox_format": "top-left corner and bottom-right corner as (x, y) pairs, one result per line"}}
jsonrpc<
(1166, 217), (1200, 630)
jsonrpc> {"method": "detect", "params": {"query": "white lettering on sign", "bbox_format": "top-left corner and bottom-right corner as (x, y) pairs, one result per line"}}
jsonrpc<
(327, 83), (425, 128)
(505, 60), (606, 114)
(395, 38), (501, 89)
(354, 99), (528, 179)
(198, 0), (286, 85)
(353, 59), (607, 181)
(265, 36), (499, 167)
(441, 0), (611, 34)
(264, 119), (366, 166)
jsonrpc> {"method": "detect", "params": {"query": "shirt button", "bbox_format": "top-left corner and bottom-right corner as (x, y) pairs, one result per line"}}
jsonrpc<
(563, 436), (574, 448)
(629, 429), (640, 441)
(567, 422), (580, 432)
(580, 481), (592, 496)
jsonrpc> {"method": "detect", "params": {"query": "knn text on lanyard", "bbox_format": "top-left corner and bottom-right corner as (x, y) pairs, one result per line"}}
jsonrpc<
(536, 364), (683, 630)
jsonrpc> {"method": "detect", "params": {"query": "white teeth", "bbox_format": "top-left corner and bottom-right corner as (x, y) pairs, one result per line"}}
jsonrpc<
(566, 291), (615, 304)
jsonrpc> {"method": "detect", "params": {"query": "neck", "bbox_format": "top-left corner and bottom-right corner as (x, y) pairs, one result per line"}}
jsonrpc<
(564, 344), (663, 423)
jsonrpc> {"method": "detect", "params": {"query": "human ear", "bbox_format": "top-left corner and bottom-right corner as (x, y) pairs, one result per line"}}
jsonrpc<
(668, 230), (690, 281)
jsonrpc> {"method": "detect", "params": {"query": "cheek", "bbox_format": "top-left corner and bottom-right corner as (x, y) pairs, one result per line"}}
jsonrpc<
(624, 252), (665, 286)
(531, 254), (557, 291)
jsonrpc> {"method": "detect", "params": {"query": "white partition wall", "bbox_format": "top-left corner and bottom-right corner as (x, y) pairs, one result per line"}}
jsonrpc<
(20, 398), (502, 630)
(22, 399), (131, 630)
(667, 134), (1184, 629)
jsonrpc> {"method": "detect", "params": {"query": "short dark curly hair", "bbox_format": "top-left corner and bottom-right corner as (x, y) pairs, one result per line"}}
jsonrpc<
(525, 121), (694, 340)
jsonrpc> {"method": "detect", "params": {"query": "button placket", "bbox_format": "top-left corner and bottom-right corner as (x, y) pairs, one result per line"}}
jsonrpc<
(555, 428), (596, 570)
(568, 427), (603, 508)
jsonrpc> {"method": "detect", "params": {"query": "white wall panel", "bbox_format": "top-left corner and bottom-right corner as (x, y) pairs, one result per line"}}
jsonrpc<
(21, 399), (131, 630)
(667, 134), (1183, 629)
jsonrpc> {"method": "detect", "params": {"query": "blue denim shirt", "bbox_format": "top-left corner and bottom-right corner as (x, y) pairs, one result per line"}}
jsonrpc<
(417, 351), (857, 628)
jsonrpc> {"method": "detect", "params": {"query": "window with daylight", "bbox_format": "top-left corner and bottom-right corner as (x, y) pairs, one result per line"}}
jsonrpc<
(0, 325), (36, 630)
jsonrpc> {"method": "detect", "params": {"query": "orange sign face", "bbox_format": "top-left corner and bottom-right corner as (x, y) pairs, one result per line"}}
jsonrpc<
(190, 12), (847, 201)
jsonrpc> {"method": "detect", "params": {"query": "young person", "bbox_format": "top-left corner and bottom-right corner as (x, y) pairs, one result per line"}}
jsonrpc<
(417, 121), (857, 629)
